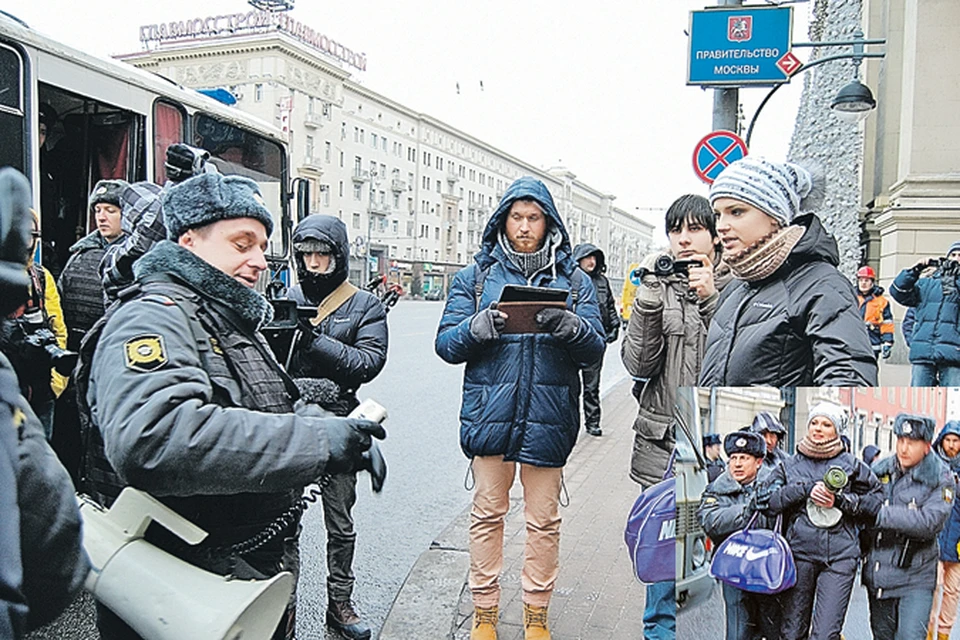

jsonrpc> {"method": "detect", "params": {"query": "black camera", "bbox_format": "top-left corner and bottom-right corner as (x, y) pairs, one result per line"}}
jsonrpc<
(634, 255), (704, 280)
(164, 143), (214, 184)
(16, 309), (78, 376)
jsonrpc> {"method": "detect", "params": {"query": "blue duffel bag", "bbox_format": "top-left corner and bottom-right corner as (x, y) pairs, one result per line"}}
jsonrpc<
(709, 513), (796, 594)
(624, 454), (675, 584)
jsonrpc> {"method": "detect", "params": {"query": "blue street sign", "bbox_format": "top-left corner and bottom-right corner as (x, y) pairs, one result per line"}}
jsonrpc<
(693, 131), (748, 185)
(688, 6), (793, 86)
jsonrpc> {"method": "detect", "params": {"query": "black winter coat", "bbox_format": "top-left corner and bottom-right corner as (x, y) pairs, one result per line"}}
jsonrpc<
(58, 231), (120, 350)
(766, 449), (882, 564)
(572, 243), (619, 342)
(699, 215), (878, 387)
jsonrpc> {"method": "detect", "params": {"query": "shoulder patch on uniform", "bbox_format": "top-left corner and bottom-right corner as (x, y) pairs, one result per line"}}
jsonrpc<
(209, 337), (224, 355)
(945, 486), (955, 503)
(124, 335), (168, 372)
(880, 475), (890, 484)
(703, 497), (717, 504)
(140, 294), (177, 306)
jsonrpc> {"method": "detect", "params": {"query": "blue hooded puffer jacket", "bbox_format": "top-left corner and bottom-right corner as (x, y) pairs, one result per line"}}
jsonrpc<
(935, 420), (960, 562)
(435, 177), (605, 467)
(890, 261), (960, 365)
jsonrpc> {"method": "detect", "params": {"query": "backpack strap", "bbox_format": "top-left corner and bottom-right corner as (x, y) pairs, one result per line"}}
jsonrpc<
(474, 263), (489, 312)
(570, 269), (582, 312)
(311, 280), (359, 327)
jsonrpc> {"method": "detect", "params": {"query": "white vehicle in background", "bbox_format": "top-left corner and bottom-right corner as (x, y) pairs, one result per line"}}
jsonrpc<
(674, 386), (714, 608)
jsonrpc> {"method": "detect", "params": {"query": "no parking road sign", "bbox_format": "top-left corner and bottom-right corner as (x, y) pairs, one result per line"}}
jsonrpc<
(692, 131), (748, 185)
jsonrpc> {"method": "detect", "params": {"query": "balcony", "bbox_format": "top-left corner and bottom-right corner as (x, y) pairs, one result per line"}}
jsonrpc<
(300, 156), (323, 173)
(304, 113), (323, 129)
(369, 201), (391, 216)
(446, 170), (459, 184)
(352, 169), (370, 183)
(391, 179), (406, 193)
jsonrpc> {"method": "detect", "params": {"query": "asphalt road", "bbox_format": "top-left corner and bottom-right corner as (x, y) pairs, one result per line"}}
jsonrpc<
(28, 299), (627, 640)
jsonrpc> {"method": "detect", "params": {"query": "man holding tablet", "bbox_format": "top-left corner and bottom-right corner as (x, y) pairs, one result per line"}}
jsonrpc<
(436, 176), (604, 640)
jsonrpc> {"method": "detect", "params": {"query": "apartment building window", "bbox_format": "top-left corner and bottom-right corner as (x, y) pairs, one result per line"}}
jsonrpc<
(321, 186), (330, 207)
(436, 156), (443, 170)
(360, 129), (365, 144)
(341, 122), (346, 140)
(254, 84), (263, 102)
(305, 135), (314, 159)
(380, 163), (387, 177)
(353, 183), (362, 200)
(371, 133), (378, 149)
(405, 247), (412, 258)
(354, 127), (360, 143)
(308, 96), (315, 114)
(322, 102), (331, 118)
(435, 227), (440, 240)
(436, 181), (441, 194)
(392, 220), (398, 234)
(406, 221), (413, 236)
(339, 181), (344, 197)
(354, 156), (362, 173)
(381, 137), (387, 152)
(390, 246), (397, 257)
(393, 193), (400, 208)
(458, 231), (463, 243)
(324, 141), (331, 163)
(352, 213), (361, 229)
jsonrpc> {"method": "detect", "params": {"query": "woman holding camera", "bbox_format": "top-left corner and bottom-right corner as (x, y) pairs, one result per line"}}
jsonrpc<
(889, 242), (960, 386)
(763, 402), (882, 640)
(698, 157), (877, 387)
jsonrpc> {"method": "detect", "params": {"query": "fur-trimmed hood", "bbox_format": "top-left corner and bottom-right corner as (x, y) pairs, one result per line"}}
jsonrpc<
(133, 240), (272, 330)
(873, 449), (948, 489)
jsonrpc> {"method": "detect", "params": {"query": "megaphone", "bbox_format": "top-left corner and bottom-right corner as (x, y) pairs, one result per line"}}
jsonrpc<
(79, 488), (294, 640)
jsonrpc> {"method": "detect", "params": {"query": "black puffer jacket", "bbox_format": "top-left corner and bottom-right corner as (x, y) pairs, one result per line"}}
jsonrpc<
(57, 231), (121, 350)
(286, 215), (388, 416)
(572, 243), (619, 342)
(765, 448), (882, 563)
(699, 214), (877, 387)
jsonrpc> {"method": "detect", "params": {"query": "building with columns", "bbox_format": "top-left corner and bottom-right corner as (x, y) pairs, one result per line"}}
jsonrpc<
(119, 12), (653, 295)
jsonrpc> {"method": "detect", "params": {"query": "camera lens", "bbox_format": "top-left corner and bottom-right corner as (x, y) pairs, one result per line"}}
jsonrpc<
(654, 254), (674, 277)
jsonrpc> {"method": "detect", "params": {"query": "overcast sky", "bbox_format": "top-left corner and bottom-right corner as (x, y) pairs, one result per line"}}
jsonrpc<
(1, 0), (812, 233)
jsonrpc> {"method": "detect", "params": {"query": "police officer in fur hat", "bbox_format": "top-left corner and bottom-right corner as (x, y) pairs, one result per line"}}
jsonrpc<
(703, 432), (725, 483)
(80, 173), (386, 640)
(862, 414), (953, 640)
(699, 430), (780, 640)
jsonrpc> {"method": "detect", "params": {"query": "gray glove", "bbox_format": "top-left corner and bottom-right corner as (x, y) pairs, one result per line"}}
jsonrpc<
(470, 303), (506, 342)
(323, 417), (387, 475)
(536, 307), (580, 341)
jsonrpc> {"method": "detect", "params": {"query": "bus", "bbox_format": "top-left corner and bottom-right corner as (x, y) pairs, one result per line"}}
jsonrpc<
(0, 10), (305, 279)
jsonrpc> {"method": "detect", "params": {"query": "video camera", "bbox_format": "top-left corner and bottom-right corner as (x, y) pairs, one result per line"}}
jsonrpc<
(12, 308), (78, 376)
(634, 255), (704, 280)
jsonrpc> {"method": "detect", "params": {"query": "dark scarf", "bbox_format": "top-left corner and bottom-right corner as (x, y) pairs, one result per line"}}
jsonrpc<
(498, 228), (559, 279)
(797, 435), (844, 459)
(133, 241), (272, 330)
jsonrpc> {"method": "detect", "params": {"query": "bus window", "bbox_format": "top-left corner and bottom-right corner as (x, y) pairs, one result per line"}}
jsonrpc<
(193, 113), (288, 259)
(153, 100), (185, 184)
(0, 43), (26, 173)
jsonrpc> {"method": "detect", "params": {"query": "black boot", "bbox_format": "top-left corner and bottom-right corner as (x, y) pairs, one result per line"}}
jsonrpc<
(586, 424), (602, 437)
(326, 600), (371, 640)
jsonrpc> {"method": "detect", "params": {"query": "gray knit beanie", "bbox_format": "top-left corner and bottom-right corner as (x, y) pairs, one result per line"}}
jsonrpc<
(946, 240), (960, 256)
(161, 173), (274, 239)
(808, 401), (847, 436)
(709, 157), (821, 227)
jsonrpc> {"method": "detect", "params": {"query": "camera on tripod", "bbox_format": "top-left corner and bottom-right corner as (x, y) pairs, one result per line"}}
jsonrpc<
(634, 255), (704, 280)
(17, 309), (79, 376)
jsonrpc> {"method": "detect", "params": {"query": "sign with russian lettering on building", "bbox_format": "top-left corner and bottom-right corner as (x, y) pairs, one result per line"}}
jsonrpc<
(687, 6), (793, 86)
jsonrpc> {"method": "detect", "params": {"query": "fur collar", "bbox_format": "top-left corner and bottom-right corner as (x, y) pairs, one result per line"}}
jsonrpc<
(133, 241), (272, 330)
(710, 464), (772, 495)
(873, 450), (947, 488)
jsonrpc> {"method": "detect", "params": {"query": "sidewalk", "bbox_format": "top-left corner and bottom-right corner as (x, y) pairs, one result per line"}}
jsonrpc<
(380, 379), (645, 640)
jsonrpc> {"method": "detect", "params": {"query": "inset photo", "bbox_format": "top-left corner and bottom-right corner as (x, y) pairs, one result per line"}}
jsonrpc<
(677, 386), (958, 640)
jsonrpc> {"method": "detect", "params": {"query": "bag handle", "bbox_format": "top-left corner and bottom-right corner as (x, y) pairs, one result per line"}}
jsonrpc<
(663, 448), (677, 480)
(742, 512), (783, 534)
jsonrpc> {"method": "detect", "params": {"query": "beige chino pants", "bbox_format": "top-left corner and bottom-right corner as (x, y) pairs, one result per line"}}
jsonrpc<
(930, 560), (960, 635)
(468, 455), (563, 608)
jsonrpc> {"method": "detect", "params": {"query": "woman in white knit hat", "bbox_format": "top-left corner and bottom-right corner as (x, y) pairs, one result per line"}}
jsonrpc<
(763, 401), (883, 640)
(698, 156), (878, 387)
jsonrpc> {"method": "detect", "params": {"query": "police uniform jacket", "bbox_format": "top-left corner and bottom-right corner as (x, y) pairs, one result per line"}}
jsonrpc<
(698, 465), (773, 546)
(57, 231), (123, 350)
(862, 452), (953, 599)
(765, 449), (882, 564)
(86, 241), (332, 566)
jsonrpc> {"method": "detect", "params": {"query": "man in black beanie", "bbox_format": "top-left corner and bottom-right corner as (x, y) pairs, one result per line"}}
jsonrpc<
(284, 214), (388, 640)
(80, 173), (386, 640)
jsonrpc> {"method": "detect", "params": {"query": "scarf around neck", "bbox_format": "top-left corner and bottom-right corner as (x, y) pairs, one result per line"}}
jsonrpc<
(797, 435), (844, 459)
(498, 228), (560, 279)
(133, 240), (273, 330)
(725, 224), (806, 282)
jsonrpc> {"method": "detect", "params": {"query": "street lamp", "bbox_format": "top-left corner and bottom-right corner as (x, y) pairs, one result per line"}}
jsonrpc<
(745, 28), (884, 147)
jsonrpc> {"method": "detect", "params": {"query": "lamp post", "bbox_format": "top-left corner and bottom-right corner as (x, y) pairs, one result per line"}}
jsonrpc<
(745, 29), (885, 148)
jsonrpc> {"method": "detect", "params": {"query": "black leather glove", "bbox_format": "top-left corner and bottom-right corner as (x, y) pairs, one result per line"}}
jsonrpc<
(323, 417), (387, 475)
(165, 143), (212, 184)
(0, 168), (33, 315)
(363, 443), (387, 493)
(752, 484), (774, 512)
(470, 303), (506, 342)
(535, 307), (580, 341)
(858, 493), (884, 521)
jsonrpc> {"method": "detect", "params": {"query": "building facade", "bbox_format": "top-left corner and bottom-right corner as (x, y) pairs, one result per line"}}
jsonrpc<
(119, 15), (654, 295)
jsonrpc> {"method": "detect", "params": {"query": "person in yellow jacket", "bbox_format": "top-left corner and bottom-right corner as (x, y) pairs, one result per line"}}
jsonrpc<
(2, 209), (68, 438)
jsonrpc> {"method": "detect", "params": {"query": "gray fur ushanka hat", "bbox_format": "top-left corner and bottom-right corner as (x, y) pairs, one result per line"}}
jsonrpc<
(161, 173), (274, 239)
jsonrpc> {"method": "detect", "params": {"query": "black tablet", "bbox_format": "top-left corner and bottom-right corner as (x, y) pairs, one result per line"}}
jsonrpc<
(498, 284), (569, 303)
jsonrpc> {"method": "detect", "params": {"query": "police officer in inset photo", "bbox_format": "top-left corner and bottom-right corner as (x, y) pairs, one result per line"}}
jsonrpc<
(862, 414), (953, 640)
(703, 432), (725, 483)
(81, 173), (386, 640)
(698, 430), (781, 640)
(751, 411), (787, 470)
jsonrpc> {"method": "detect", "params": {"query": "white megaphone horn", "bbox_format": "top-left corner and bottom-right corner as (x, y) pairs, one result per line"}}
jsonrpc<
(79, 487), (294, 640)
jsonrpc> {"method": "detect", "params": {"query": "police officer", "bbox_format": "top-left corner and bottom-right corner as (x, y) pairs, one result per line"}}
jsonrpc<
(698, 430), (780, 640)
(703, 433), (725, 483)
(285, 214), (388, 640)
(862, 414), (953, 640)
(82, 173), (386, 640)
(750, 411), (788, 470)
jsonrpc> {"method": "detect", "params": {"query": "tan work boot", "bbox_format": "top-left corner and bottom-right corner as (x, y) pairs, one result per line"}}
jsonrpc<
(470, 605), (498, 640)
(523, 603), (551, 640)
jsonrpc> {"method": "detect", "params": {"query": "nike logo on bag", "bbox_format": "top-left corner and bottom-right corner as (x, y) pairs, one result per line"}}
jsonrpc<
(744, 548), (776, 561)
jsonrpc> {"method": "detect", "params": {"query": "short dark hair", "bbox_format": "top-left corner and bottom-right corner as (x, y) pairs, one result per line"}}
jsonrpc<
(664, 194), (717, 238)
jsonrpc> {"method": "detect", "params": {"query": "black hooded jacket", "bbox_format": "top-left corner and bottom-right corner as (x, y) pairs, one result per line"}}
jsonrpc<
(572, 243), (619, 342)
(285, 215), (388, 415)
(698, 214), (878, 387)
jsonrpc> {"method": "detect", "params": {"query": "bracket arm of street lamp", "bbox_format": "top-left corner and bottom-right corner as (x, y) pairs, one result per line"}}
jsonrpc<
(745, 51), (886, 148)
